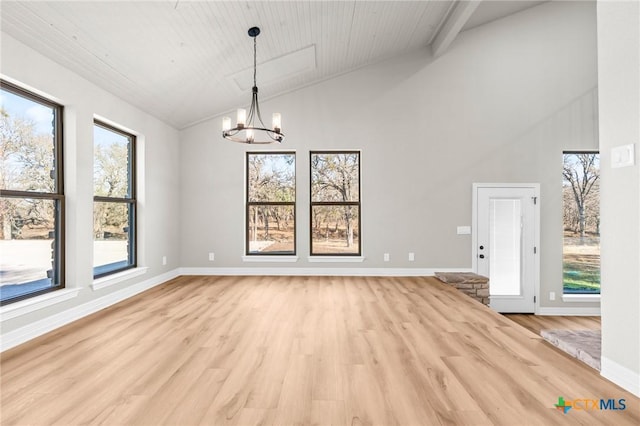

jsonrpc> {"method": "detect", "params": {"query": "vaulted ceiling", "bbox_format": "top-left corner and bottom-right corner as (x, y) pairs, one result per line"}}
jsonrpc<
(1, 1), (545, 129)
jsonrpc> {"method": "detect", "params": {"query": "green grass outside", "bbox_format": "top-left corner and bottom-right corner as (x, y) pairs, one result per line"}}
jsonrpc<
(563, 261), (600, 293)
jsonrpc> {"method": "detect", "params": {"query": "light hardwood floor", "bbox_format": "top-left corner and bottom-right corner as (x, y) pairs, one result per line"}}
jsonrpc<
(1, 276), (638, 425)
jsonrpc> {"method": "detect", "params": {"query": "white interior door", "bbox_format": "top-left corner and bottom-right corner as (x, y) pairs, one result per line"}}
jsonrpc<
(473, 184), (539, 313)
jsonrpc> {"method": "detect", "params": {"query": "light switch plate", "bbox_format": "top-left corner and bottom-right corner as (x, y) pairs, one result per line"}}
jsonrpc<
(611, 144), (635, 168)
(457, 226), (471, 235)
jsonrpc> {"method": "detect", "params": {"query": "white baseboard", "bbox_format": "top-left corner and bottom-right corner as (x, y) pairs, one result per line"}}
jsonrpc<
(537, 306), (601, 316)
(0, 269), (180, 352)
(601, 356), (640, 397)
(178, 267), (472, 277)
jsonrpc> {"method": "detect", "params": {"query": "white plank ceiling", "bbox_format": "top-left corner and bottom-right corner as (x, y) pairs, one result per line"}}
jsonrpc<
(0, 1), (545, 129)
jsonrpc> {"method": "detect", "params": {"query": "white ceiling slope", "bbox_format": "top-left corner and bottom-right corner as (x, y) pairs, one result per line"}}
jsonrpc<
(0, 1), (545, 130)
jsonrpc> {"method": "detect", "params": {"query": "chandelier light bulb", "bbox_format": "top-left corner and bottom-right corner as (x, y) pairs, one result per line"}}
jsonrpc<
(236, 109), (246, 127)
(272, 113), (281, 132)
(222, 116), (231, 131)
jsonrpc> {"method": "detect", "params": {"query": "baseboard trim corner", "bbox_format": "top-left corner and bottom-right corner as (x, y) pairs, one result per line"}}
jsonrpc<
(601, 356), (640, 397)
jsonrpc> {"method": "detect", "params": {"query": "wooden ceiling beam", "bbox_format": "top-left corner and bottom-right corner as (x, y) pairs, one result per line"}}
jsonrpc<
(431, 1), (482, 57)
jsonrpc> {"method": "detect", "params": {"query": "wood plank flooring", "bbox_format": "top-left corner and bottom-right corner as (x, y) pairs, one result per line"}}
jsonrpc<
(1, 276), (638, 425)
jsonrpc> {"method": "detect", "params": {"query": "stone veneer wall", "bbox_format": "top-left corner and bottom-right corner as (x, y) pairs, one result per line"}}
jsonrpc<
(434, 272), (490, 306)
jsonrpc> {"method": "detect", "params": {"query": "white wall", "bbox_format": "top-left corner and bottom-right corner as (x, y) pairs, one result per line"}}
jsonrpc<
(179, 1), (598, 310)
(597, 0), (640, 396)
(0, 34), (181, 336)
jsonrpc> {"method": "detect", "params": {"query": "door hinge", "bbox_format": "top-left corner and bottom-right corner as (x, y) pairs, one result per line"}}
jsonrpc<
(532, 196), (537, 205)
(534, 295), (537, 303)
(534, 247), (537, 254)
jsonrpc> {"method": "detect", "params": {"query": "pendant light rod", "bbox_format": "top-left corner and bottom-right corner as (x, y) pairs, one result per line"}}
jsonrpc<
(222, 27), (284, 144)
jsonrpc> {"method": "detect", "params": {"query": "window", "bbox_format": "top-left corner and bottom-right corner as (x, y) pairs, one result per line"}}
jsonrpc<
(0, 80), (65, 305)
(310, 151), (361, 255)
(246, 152), (295, 255)
(562, 152), (600, 294)
(93, 121), (136, 277)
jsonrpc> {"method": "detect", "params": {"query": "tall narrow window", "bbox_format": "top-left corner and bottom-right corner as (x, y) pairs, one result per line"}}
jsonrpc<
(1, 80), (64, 305)
(246, 152), (295, 255)
(310, 151), (361, 256)
(562, 152), (600, 294)
(93, 121), (136, 277)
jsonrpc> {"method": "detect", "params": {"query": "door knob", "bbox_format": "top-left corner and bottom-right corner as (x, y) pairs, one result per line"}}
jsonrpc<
(479, 254), (485, 259)
(479, 245), (484, 250)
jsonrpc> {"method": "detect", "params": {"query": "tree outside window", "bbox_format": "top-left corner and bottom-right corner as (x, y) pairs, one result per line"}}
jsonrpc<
(562, 152), (600, 294)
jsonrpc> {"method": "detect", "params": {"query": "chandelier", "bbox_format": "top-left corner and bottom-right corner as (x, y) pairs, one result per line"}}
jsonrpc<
(222, 27), (284, 144)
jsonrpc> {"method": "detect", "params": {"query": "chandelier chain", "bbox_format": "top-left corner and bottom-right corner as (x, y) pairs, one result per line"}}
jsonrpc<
(253, 36), (257, 88)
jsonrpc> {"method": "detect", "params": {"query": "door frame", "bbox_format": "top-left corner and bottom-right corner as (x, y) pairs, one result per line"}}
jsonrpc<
(472, 183), (541, 314)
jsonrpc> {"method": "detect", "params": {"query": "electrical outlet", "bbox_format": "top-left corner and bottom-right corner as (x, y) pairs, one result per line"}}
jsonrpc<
(384, 253), (390, 262)
(408, 252), (415, 261)
(209, 252), (215, 261)
(549, 291), (556, 301)
(162, 256), (167, 266)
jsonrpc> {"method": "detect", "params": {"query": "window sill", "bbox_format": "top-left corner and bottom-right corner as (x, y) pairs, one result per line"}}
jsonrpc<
(308, 256), (365, 263)
(91, 267), (148, 290)
(0, 288), (82, 322)
(562, 294), (601, 303)
(242, 255), (299, 263)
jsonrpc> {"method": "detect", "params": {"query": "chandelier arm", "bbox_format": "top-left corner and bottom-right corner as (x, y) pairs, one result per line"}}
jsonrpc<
(246, 90), (257, 126)
(254, 90), (267, 128)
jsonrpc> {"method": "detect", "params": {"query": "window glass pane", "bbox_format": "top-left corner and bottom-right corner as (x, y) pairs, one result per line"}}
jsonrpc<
(1, 88), (57, 193)
(311, 205), (359, 254)
(248, 153), (295, 202)
(489, 199), (522, 296)
(94, 124), (132, 198)
(94, 201), (133, 275)
(562, 153), (600, 294)
(0, 197), (60, 302)
(247, 205), (295, 254)
(311, 153), (359, 202)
